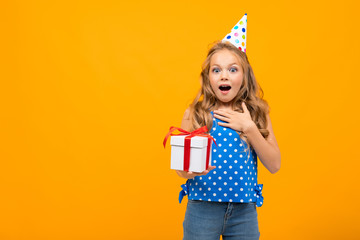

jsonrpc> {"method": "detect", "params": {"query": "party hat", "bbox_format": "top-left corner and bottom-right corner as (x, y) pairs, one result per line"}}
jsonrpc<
(222, 13), (247, 52)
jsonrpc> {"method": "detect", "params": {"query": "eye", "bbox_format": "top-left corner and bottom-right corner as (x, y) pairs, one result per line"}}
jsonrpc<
(229, 67), (237, 73)
(212, 68), (220, 73)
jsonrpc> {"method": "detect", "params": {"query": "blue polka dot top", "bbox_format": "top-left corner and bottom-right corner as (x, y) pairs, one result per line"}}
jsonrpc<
(178, 111), (264, 207)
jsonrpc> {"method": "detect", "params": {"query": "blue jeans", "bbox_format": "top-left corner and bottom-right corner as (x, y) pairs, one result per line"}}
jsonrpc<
(183, 200), (260, 240)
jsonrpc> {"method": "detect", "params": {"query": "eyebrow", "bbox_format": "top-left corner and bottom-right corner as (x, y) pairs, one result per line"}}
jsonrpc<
(211, 63), (239, 67)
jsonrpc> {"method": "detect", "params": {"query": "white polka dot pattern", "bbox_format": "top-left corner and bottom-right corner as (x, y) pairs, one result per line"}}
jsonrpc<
(185, 111), (262, 205)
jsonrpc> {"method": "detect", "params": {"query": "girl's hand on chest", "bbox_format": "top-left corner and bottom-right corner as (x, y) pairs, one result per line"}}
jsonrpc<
(214, 102), (255, 134)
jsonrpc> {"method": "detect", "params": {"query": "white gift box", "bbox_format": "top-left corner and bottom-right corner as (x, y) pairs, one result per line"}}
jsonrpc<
(170, 135), (212, 173)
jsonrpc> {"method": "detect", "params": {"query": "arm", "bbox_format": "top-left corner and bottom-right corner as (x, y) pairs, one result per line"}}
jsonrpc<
(244, 113), (281, 174)
(180, 108), (191, 132)
(175, 108), (216, 179)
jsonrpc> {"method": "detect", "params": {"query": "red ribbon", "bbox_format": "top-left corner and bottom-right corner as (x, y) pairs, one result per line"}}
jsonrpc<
(163, 126), (217, 172)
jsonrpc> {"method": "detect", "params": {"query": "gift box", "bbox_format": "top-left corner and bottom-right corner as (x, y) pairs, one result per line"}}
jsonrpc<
(163, 126), (215, 173)
(170, 135), (212, 173)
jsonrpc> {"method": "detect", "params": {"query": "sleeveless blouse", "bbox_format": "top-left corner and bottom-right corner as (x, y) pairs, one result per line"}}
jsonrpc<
(179, 111), (264, 207)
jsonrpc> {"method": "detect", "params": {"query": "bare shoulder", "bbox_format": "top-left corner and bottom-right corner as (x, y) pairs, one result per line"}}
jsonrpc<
(181, 108), (191, 131)
(265, 113), (280, 151)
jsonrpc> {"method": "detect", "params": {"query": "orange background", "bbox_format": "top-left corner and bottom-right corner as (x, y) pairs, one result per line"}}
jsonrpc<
(1, 0), (360, 239)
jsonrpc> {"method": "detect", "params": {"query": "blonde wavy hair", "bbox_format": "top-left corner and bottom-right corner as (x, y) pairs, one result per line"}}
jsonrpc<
(188, 41), (270, 149)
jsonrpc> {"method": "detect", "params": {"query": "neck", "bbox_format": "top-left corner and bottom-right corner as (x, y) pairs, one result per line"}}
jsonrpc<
(216, 101), (233, 110)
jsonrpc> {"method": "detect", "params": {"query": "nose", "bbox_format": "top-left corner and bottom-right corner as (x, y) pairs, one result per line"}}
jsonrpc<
(220, 70), (229, 80)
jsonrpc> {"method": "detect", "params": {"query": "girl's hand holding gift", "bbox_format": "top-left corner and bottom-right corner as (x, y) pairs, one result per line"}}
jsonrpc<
(176, 165), (216, 179)
(213, 102), (256, 134)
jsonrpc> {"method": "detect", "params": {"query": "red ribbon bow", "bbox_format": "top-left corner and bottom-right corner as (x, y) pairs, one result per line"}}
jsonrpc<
(163, 126), (217, 172)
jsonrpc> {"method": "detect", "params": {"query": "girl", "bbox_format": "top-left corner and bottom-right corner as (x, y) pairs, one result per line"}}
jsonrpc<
(176, 40), (281, 240)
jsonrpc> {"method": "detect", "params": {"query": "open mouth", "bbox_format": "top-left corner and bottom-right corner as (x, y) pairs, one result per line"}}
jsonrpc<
(219, 85), (232, 91)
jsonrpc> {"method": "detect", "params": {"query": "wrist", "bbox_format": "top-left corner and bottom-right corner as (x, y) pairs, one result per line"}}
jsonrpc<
(243, 121), (257, 135)
(176, 170), (190, 179)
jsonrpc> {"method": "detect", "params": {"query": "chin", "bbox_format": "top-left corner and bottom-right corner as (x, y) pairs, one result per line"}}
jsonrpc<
(214, 91), (237, 103)
(218, 97), (235, 103)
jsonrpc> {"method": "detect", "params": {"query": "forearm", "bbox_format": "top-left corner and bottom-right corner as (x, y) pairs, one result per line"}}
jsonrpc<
(243, 123), (281, 174)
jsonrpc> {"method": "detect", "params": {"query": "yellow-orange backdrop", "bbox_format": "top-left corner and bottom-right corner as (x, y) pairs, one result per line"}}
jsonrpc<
(1, 0), (360, 239)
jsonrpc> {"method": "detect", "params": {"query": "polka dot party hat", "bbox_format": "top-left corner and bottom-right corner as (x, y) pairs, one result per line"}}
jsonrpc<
(222, 13), (247, 53)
